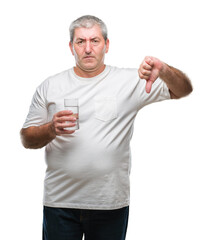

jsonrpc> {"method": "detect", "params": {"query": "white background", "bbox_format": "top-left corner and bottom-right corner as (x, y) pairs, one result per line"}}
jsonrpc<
(0, 0), (212, 239)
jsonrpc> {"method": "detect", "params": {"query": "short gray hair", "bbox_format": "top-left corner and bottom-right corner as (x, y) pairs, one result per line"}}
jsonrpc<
(69, 15), (108, 43)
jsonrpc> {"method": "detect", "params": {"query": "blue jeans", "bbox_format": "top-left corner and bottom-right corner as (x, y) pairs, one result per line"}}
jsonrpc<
(43, 206), (129, 240)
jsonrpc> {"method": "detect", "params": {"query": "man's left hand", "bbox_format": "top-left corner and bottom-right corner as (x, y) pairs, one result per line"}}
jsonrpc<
(138, 56), (164, 93)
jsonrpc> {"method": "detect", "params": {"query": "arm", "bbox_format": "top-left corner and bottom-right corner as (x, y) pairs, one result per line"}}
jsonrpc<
(20, 110), (77, 149)
(138, 56), (193, 99)
(20, 123), (56, 149)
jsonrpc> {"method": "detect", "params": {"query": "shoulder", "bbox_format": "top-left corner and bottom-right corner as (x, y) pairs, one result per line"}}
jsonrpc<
(45, 68), (71, 84)
(38, 68), (72, 89)
(109, 65), (138, 75)
(107, 66), (139, 83)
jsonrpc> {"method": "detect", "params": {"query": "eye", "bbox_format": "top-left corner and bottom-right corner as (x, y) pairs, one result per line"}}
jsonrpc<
(91, 39), (99, 45)
(76, 40), (85, 46)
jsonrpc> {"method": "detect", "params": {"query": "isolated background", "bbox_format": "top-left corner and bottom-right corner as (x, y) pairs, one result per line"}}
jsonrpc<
(1, 0), (212, 239)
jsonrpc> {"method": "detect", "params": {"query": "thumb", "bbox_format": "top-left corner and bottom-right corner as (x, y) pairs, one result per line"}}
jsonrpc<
(146, 80), (153, 93)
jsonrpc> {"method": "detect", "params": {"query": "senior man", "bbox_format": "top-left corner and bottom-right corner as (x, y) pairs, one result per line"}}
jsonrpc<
(21, 15), (192, 240)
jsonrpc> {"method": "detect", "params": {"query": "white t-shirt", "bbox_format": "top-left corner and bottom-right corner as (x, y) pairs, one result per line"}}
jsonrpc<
(23, 65), (171, 210)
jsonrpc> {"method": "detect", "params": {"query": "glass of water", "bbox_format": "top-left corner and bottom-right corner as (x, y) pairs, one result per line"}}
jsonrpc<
(64, 99), (79, 130)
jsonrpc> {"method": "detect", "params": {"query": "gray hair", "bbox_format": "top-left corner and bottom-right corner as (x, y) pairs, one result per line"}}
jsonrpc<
(69, 15), (108, 43)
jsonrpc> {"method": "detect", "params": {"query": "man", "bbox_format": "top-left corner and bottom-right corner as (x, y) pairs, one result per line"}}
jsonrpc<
(20, 15), (192, 240)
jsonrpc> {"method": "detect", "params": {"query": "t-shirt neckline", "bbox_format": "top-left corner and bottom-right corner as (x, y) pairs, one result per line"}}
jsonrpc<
(70, 65), (111, 84)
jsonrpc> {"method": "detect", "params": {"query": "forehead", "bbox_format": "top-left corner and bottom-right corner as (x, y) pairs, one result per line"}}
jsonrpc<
(73, 25), (103, 40)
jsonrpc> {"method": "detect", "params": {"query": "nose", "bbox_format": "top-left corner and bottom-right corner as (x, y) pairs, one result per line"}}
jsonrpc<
(85, 40), (92, 54)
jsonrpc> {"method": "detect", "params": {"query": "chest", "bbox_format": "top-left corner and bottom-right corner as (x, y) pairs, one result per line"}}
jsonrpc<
(46, 74), (139, 124)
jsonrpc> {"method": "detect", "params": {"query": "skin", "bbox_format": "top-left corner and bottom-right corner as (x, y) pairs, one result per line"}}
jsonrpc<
(138, 56), (192, 98)
(69, 24), (109, 78)
(20, 24), (193, 149)
(21, 25), (109, 149)
(20, 111), (77, 149)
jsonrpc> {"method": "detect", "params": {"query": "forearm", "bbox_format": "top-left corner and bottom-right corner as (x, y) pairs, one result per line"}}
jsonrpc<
(20, 122), (56, 149)
(160, 64), (193, 99)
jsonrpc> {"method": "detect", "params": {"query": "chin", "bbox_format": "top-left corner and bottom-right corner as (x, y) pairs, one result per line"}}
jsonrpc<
(82, 63), (98, 71)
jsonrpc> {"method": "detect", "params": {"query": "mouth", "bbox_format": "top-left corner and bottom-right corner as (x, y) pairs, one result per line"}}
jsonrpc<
(83, 56), (95, 59)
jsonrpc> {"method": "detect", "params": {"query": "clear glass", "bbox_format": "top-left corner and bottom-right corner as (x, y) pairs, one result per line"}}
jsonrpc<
(64, 99), (79, 130)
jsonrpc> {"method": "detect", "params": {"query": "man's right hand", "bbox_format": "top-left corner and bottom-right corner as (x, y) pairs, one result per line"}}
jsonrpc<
(51, 110), (77, 136)
(20, 110), (78, 149)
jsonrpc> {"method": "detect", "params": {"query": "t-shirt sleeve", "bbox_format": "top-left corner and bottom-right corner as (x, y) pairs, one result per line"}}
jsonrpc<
(22, 81), (48, 128)
(137, 77), (171, 110)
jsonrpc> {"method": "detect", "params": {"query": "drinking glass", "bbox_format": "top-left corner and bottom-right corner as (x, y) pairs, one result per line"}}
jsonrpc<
(64, 99), (79, 130)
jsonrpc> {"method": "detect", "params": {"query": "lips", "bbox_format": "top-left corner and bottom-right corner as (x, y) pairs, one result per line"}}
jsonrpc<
(83, 56), (95, 59)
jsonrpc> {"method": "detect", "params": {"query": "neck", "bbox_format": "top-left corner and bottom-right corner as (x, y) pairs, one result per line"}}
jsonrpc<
(73, 64), (106, 78)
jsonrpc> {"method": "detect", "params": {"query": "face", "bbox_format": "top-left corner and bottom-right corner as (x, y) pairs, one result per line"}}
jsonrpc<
(69, 24), (109, 76)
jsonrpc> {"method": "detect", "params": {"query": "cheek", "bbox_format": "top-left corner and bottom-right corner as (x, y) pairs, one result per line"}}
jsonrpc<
(96, 45), (107, 56)
(73, 48), (83, 59)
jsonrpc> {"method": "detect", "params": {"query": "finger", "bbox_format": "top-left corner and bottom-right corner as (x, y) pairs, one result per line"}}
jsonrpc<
(145, 57), (154, 67)
(139, 61), (152, 79)
(62, 130), (75, 134)
(141, 61), (152, 71)
(55, 110), (73, 117)
(74, 113), (79, 119)
(57, 129), (75, 135)
(146, 80), (153, 94)
(59, 122), (76, 129)
(57, 115), (77, 123)
(138, 69), (150, 80)
(140, 69), (151, 77)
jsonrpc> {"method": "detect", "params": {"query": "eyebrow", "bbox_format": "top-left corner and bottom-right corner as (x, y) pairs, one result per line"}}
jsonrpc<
(75, 37), (101, 41)
(75, 38), (85, 42)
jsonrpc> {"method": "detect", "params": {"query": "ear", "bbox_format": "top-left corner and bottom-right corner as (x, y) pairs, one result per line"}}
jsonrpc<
(105, 39), (109, 53)
(69, 42), (74, 56)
